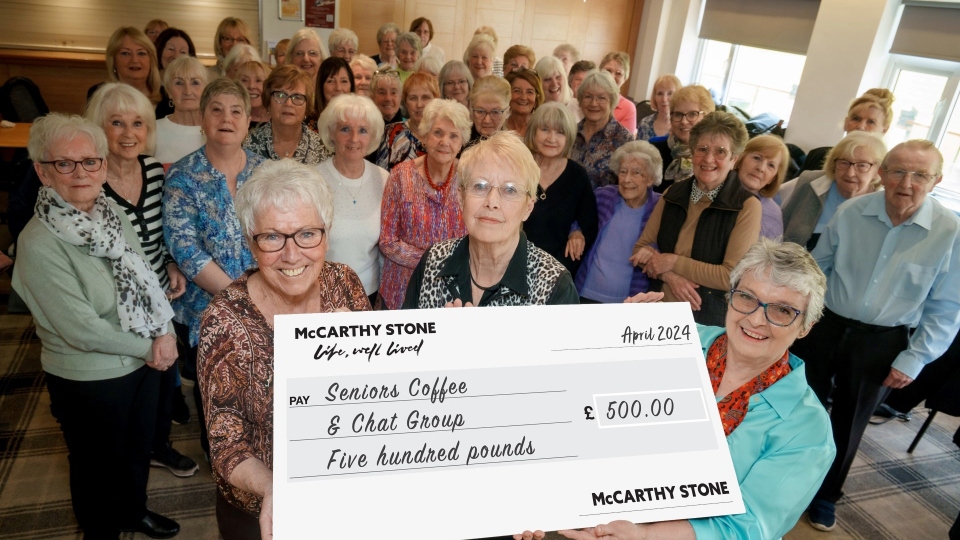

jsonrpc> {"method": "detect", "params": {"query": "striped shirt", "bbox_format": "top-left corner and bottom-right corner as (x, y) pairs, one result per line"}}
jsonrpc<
(103, 155), (172, 289)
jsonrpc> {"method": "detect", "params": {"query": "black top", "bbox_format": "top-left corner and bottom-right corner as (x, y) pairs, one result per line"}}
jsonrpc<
(651, 137), (674, 193)
(523, 159), (598, 275)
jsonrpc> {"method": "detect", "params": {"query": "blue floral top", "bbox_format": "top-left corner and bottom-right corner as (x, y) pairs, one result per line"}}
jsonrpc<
(162, 147), (265, 346)
(571, 116), (634, 190)
(637, 113), (658, 141)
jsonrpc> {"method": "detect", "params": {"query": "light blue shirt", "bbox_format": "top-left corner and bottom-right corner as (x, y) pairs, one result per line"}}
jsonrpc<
(811, 191), (960, 378)
(689, 325), (835, 540)
(813, 182), (844, 234)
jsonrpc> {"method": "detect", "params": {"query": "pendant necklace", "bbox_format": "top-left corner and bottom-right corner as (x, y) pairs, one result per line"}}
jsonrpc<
(334, 162), (365, 204)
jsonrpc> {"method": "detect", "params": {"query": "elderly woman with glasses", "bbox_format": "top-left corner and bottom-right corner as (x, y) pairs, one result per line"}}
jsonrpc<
(380, 99), (472, 309)
(212, 17), (252, 78)
(650, 84), (714, 193)
(328, 27), (359, 62)
(412, 17), (444, 63)
(464, 75), (510, 152)
(372, 22), (401, 68)
(285, 28), (327, 84)
(439, 60), (473, 107)
(560, 238), (834, 540)
(396, 32), (423, 83)
(403, 131), (579, 308)
(199, 159), (370, 540)
(779, 131), (887, 251)
(244, 65), (330, 165)
(571, 70), (634, 189)
(632, 111), (760, 326)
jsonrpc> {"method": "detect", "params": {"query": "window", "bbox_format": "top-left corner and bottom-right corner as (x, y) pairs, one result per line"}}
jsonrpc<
(693, 40), (806, 125)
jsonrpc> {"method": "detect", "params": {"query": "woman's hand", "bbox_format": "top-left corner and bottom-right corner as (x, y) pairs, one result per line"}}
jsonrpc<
(629, 246), (658, 267)
(661, 272), (701, 310)
(559, 520), (648, 540)
(147, 333), (178, 371)
(444, 299), (475, 308)
(165, 263), (187, 300)
(512, 530), (545, 540)
(642, 252), (679, 279)
(623, 291), (665, 303)
(260, 489), (274, 539)
(566, 230), (586, 261)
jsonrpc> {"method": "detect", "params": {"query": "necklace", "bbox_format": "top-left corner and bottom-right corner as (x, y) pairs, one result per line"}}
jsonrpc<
(107, 170), (138, 205)
(424, 160), (455, 191)
(333, 161), (365, 204)
(469, 258), (503, 291)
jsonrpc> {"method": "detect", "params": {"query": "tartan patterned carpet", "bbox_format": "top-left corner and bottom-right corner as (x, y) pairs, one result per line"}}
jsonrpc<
(0, 311), (957, 539)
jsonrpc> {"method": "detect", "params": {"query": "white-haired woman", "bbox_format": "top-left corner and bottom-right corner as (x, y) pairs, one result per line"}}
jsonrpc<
(285, 28), (327, 84)
(600, 51), (637, 137)
(200, 159), (370, 540)
(380, 99), (472, 309)
(439, 60), (472, 107)
(316, 94), (389, 306)
(576, 141), (663, 303)
(396, 32), (423, 83)
(350, 54), (377, 97)
(234, 60), (270, 128)
(222, 43), (262, 79)
(571, 70), (634, 189)
(523, 102), (597, 275)
(328, 27), (358, 62)
(403, 131), (579, 308)
(561, 238), (834, 540)
(155, 55), (207, 167)
(553, 43), (580, 75)
(464, 75), (510, 152)
(371, 22), (401, 68)
(16, 113), (179, 538)
(536, 56), (578, 120)
(463, 34), (496, 80)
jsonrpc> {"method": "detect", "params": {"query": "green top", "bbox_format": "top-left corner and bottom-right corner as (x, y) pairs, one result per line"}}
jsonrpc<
(12, 201), (167, 381)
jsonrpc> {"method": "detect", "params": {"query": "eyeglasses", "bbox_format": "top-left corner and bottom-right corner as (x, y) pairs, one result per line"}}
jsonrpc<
(373, 68), (400, 78)
(693, 145), (730, 160)
(670, 111), (703, 122)
(511, 66), (539, 76)
(581, 93), (610, 105)
(220, 35), (249, 45)
(40, 158), (104, 174)
(835, 159), (875, 174)
(463, 179), (529, 202)
(728, 289), (803, 327)
(882, 167), (937, 185)
(443, 79), (469, 87)
(272, 91), (307, 106)
(252, 228), (325, 252)
(472, 108), (505, 120)
(292, 49), (321, 59)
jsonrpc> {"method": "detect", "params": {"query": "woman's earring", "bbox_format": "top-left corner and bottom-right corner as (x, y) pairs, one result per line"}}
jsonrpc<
(168, 99), (174, 109)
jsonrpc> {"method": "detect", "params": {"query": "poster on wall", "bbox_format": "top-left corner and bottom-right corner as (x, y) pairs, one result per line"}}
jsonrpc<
(278, 0), (303, 21)
(305, 0), (335, 29)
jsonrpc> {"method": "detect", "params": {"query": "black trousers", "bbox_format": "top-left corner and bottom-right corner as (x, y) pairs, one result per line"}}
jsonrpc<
(790, 309), (909, 503)
(216, 491), (261, 540)
(46, 366), (160, 539)
(153, 364), (176, 453)
(884, 329), (960, 413)
(175, 322), (209, 456)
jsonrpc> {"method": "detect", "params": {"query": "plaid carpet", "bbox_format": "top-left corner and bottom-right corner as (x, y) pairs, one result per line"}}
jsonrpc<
(0, 311), (957, 539)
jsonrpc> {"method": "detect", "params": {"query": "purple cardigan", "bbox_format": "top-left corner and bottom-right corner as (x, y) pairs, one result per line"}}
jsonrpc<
(574, 185), (661, 297)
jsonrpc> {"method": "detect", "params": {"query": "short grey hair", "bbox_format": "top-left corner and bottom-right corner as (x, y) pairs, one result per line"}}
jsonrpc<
(396, 32), (423, 57)
(577, 70), (619, 117)
(459, 131), (539, 199)
(329, 27), (359, 53)
(376, 23), (401, 45)
(463, 35), (496, 64)
(610, 140), (663, 186)
(28, 113), (108, 163)
(163, 55), (209, 91)
(883, 139), (944, 176)
(235, 159), (334, 239)
(84, 83), (157, 155)
(317, 94), (385, 155)
(286, 28), (328, 65)
(222, 43), (262, 76)
(728, 237), (826, 332)
(418, 99), (472, 142)
(825, 131), (888, 181)
(439, 61), (474, 99)
(201, 77), (251, 117)
(350, 54), (377, 75)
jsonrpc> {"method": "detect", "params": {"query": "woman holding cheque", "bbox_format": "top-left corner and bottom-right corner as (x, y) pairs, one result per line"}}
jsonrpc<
(198, 160), (370, 540)
(538, 239), (835, 540)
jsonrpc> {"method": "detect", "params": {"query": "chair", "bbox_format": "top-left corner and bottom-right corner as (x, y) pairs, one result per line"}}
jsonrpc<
(0, 76), (49, 123)
(907, 367), (960, 453)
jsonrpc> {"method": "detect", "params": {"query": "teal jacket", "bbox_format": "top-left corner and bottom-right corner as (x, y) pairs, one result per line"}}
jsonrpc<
(12, 203), (167, 381)
(689, 325), (835, 539)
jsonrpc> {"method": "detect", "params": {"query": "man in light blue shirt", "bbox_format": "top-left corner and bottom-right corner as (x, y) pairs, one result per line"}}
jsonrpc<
(792, 140), (960, 531)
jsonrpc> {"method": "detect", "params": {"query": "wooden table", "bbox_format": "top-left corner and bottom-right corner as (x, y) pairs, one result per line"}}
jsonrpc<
(0, 123), (31, 148)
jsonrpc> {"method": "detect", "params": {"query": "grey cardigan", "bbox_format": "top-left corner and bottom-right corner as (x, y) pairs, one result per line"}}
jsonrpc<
(780, 171), (832, 247)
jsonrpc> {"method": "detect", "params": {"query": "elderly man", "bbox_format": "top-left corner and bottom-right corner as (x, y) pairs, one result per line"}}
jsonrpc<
(793, 140), (960, 531)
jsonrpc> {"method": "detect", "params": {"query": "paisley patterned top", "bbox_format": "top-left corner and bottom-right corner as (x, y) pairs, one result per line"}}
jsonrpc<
(571, 116), (634, 190)
(243, 121), (331, 165)
(198, 267), (370, 517)
(162, 147), (265, 346)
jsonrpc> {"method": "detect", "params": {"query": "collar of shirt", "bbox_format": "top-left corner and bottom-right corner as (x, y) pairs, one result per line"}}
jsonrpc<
(860, 190), (934, 230)
(438, 233), (531, 303)
(691, 180), (724, 204)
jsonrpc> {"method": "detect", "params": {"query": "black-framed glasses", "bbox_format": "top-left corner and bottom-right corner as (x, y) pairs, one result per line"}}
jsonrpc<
(252, 228), (325, 252)
(835, 159), (875, 174)
(882, 166), (937, 185)
(40, 158), (104, 174)
(670, 110), (703, 122)
(271, 91), (307, 106)
(471, 108), (505, 120)
(463, 179), (529, 202)
(728, 289), (803, 327)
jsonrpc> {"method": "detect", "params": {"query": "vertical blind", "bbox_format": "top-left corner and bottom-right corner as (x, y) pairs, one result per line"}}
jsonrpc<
(890, 3), (960, 63)
(699, 0), (821, 55)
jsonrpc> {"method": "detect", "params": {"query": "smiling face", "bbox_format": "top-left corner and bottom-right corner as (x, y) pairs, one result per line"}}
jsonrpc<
(726, 270), (808, 370)
(238, 70), (264, 109)
(104, 111), (147, 160)
(669, 100), (702, 144)
(332, 43), (356, 62)
(468, 48), (493, 79)
(251, 202), (327, 303)
(442, 73), (470, 105)
(379, 31), (397, 59)
(472, 97), (507, 137)
(579, 84), (612, 124)
(692, 133), (737, 191)
(510, 78), (537, 117)
(405, 85), (435, 124)
(271, 83), (308, 127)
(397, 40), (420, 71)
(415, 22), (431, 48)
(832, 146), (880, 199)
(291, 39), (321, 77)
(323, 68), (352, 103)
(461, 160), (534, 248)
(373, 78), (401, 120)
(534, 124), (566, 159)
(844, 103), (886, 134)
(219, 27), (249, 57)
(601, 60), (625, 87)
(880, 145), (942, 224)
(115, 36), (151, 84)
(507, 56), (530, 72)
(35, 135), (107, 213)
(617, 155), (655, 207)
(202, 92), (249, 148)
(352, 65), (373, 97)
(542, 72), (566, 103)
(333, 117), (372, 163)
(160, 36), (190, 69)
(737, 151), (781, 194)
(424, 117), (463, 167)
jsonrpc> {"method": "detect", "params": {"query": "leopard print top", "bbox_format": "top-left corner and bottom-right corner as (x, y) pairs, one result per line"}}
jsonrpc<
(414, 237), (569, 308)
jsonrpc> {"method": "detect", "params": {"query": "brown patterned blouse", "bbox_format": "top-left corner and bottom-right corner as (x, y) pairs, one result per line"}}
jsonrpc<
(197, 264), (371, 516)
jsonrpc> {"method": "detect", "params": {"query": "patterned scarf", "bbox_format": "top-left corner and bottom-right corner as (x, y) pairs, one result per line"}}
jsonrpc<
(663, 133), (692, 183)
(34, 187), (174, 338)
(706, 334), (792, 436)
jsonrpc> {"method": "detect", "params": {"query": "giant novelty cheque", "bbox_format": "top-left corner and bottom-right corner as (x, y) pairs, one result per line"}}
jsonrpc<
(273, 302), (744, 539)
